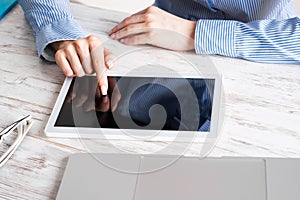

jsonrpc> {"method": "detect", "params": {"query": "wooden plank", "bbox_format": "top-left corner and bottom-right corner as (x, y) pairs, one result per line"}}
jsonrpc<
(0, 3), (300, 200)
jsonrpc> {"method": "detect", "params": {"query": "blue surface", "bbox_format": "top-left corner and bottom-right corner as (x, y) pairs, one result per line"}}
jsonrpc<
(0, 0), (18, 20)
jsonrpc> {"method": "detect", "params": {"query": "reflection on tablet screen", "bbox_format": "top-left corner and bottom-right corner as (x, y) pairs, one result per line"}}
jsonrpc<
(55, 76), (215, 132)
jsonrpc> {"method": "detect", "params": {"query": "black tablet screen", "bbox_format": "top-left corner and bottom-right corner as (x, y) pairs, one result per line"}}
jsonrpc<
(55, 76), (215, 132)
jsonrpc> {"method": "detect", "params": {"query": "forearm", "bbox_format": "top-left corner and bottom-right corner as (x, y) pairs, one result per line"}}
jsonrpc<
(18, 0), (86, 61)
(195, 17), (300, 64)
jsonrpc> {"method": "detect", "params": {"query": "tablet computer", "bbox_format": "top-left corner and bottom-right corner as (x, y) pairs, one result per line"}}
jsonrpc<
(45, 47), (223, 143)
(45, 67), (223, 141)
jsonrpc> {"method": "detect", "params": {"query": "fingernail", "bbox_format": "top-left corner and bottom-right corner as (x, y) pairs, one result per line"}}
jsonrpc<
(101, 85), (108, 95)
(120, 39), (124, 43)
(110, 34), (116, 39)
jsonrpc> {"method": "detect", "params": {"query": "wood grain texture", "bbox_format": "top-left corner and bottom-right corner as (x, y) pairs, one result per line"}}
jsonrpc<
(0, 3), (300, 200)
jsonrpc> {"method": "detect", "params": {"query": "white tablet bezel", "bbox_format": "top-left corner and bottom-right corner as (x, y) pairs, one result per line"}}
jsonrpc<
(45, 71), (223, 142)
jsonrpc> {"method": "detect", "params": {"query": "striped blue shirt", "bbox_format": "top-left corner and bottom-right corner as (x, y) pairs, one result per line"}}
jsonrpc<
(18, 0), (87, 61)
(19, 0), (300, 64)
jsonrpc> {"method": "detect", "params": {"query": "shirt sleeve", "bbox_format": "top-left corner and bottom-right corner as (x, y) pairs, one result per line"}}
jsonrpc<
(195, 17), (300, 64)
(18, 0), (87, 61)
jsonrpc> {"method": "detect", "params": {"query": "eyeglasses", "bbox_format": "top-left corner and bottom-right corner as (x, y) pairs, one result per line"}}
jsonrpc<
(0, 115), (33, 167)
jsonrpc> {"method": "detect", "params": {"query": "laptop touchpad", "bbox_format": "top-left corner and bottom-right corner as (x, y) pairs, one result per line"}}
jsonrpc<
(134, 157), (266, 200)
(56, 154), (140, 200)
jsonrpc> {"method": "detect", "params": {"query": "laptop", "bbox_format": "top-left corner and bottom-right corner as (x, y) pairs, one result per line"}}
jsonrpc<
(56, 154), (300, 200)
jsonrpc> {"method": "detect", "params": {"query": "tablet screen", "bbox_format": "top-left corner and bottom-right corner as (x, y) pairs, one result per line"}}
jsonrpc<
(55, 76), (215, 132)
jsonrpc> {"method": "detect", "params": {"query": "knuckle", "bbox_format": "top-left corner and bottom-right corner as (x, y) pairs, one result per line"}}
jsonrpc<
(64, 45), (74, 54)
(74, 39), (83, 45)
(74, 40), (84, 50)
(88, 36), (103, 50)
(87, 35), (98, 41)
(55, 50), (64, 59)
(87, 35), (102, 45)
(146, 21), (154, 28)
(123, 18), (130, 24)
(144, 13), (153, 21)
(146, 6), (155, 13)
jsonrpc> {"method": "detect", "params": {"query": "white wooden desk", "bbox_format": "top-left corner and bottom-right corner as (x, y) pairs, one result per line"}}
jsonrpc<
(0, 3), (300, 200)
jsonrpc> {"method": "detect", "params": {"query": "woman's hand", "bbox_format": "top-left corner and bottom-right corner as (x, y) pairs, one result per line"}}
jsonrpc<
(51, 35), (114, 95)
(109, 6), (196, 51)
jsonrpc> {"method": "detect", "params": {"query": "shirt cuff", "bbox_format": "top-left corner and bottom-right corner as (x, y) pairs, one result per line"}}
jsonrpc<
(194, 19), (237, 57)
(35, 17), (87, 62)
